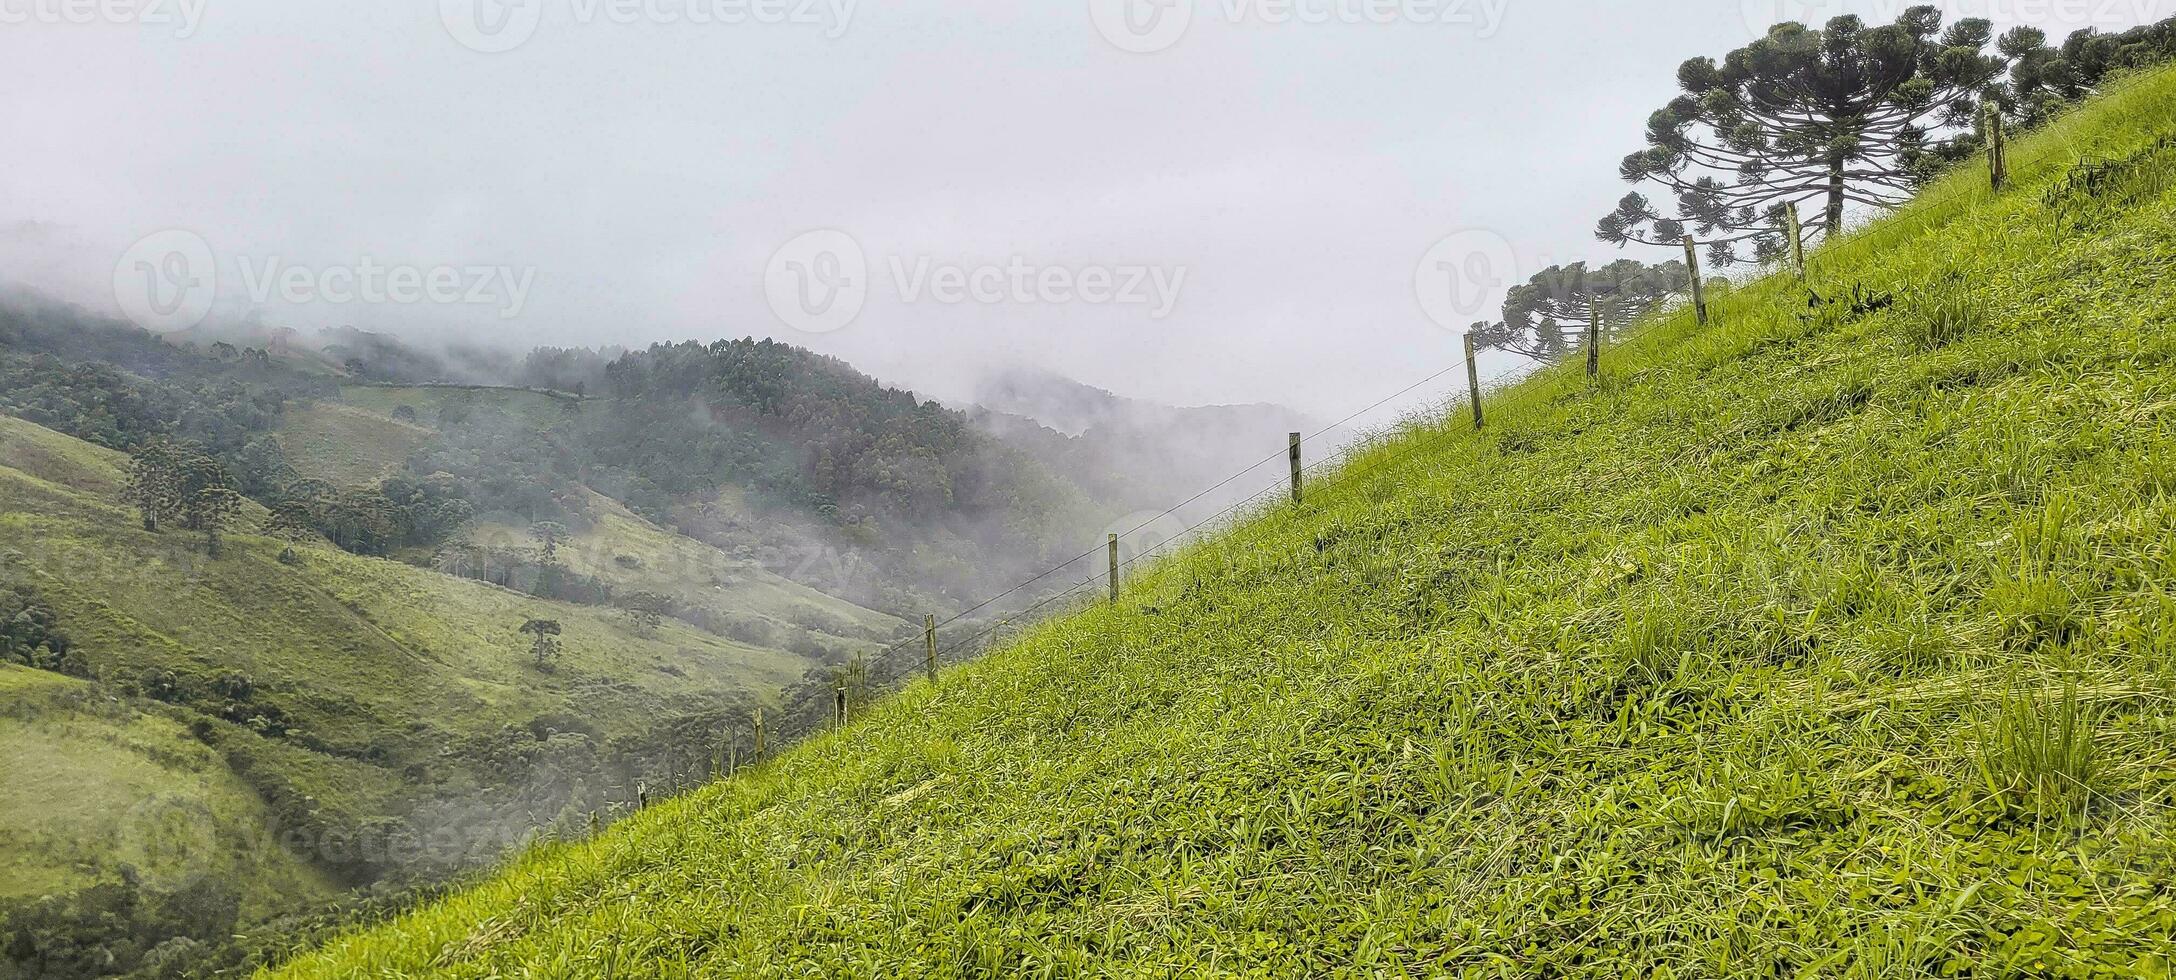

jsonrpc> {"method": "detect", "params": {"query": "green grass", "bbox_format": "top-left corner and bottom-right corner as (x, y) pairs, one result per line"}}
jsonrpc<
(335, 384), (572, 430)
(256, 66), (2176, 976)
(0, 666), (340, 914)
(275, 401), (436, 485)
(465, 489), (907, 652)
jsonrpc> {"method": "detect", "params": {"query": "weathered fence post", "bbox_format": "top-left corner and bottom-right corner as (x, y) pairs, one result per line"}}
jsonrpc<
(1288, 432), (1303, 505)
(1108, 533), (1120, 605)
(752, 709), (765, 764)
(924, 613), (938, 684)
(1682, 235), (1708, 326)
(834, 686), (847, 728)
(1586, 305), (1601, 379)
(1986, 102), (2009, 191)
(1785, 203), (1807, 279)
(1463, 333), (1484, 430)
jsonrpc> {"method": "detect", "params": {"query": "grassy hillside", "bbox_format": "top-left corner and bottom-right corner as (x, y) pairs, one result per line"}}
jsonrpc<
(0, 667), (338, 913)
(0, 414), (839, 921)
(272, 66), (2176, 978)
(274, 401), (437, 486)
(334, 384), (571, 430)
(463, 489), (907, 655)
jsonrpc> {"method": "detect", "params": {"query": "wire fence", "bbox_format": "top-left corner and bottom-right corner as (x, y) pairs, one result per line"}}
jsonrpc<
(660, 109), (2031, 794)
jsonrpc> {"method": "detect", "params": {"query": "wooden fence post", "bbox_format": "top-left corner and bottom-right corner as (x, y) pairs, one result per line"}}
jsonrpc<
(1287, 432), (1303, 505)
(834, 686), (847, 728)
(1986, 103), (2009, 191)
(1463, 333), (1484, 430)
(1682, 236), (1708, 326)
(924, 613), (938, 684)
(1586, 305), (1601, 379)
(753, 709), (765, 764)
(1108, 533), (1120, 605)
(1785, 203), (1806, 279)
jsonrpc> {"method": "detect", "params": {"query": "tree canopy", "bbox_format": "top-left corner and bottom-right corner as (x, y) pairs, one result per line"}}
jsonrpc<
(1471, 259), (1690, 363)
(1598, 7), (2010, 265)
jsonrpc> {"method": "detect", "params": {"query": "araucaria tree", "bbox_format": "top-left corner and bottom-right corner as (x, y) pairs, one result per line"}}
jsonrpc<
(519, 618), (563, 668)
(1598, 8), (2008, 265)
(188, 486), (244, 557)
(1471, 260), (1690, 363)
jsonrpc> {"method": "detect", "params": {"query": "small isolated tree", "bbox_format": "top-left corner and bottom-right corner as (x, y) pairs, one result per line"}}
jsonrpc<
(530, 522), (571, 565)
(616, 591), (674, 635)
(187, 486), (244, 558)
(1472, 260), (1690, 363)
(519, 618), (563, 668)
(1599, 8), (2008, 265)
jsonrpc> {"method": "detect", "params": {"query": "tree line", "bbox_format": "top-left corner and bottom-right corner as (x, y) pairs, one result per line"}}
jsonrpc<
(1479, 9), (2176, 363)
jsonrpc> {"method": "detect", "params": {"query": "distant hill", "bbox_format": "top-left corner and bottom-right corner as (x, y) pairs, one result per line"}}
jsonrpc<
(966, 366), (1329, 521)
(0, 411), (884, 965)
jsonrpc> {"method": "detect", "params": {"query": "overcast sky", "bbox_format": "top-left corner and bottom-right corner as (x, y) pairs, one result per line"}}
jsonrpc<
(2, 0), (2162, 420)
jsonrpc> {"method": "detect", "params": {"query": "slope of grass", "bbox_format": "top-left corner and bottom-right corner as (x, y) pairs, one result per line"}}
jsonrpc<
(280, 69), (2176, 977)
(0, 667), (341, 914)
(464, 489), (908, 654)
(0, 412), (128, 496)
(274, 401), (436, 485)
(334, 384), (572, 430)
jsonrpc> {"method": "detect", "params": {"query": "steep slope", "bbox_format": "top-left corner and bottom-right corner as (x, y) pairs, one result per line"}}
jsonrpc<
(461, 487), (907, 654)
(0, 667), (338, 913)
(280, 69), (2176, 976)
